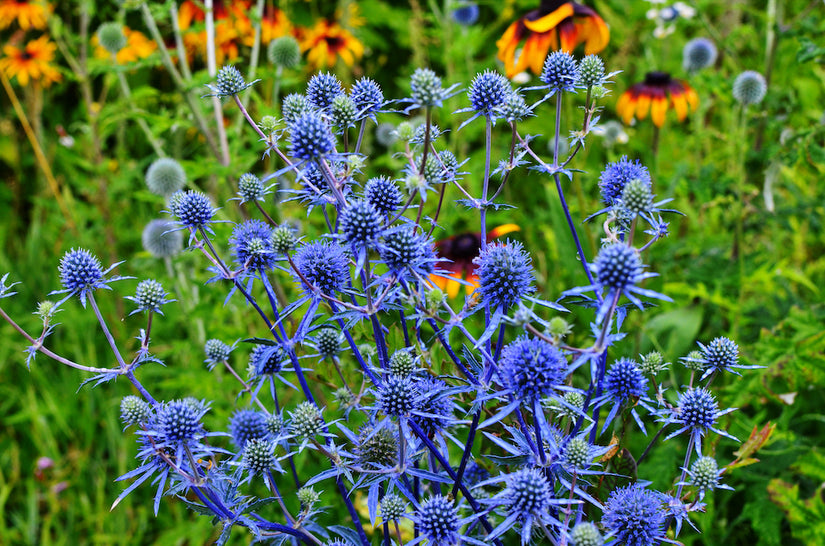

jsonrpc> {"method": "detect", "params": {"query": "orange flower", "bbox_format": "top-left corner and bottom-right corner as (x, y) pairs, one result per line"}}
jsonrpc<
(616, 71), (699, 127)
(238, 6), (291, 46)
(178, 0), (244, 64)
(497, 0), (609, 78)
(92, 26), (156, 64)
(432, 224), (521, 298)
(300, 20), (363, 68)
(0, 0), (50, 30)
(0, 35), (60, 86)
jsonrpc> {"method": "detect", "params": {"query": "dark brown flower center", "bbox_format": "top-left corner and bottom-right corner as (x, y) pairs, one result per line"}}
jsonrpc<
(644, 71), (672, 86)
(538, 0), (570, 15)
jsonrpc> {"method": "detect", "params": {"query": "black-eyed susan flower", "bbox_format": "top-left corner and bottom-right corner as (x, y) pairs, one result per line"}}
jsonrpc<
(496, 0), (609, 78)
(616, 71), (698, 127)
(0, 0), (50, 30)
(0, 35), (61, 86)
(432, 224), (520, 299)
(300, 20), (363, 69)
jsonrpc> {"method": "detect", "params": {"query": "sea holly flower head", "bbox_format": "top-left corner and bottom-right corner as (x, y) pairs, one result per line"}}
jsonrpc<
(732, 70), (767, 105)
(288, 111), (336, 161)
(292, 240), (349, 298)
(539, 50), (580, 94)
(142, 219), (183, 258)
(474, 240), (535, 312)
(127, 279), (174, 315)
(683, 37), (717, 72)
(350, 76), (385, 121)
(204, 65), (259, 97)
(598, 156), (652, 206)
(500, 335), (567, 401)
(306, 71), (344, 111)
(204, 338), (232, 369)
(229, 409), (271, 452)
(52, 248), (127, 307)
(680, 456), (734, 499)
(697, 336), (760, 379)
(405, 67), (461, 111)
(462, 69), (511, 123)
(145, 157), (186, 197)
(602, 484), (671, 546)
(231, 219), (276, 273)
(413, 495), (460, 546)
(236, 173), (267, 203)
(120, 395), (151, 428)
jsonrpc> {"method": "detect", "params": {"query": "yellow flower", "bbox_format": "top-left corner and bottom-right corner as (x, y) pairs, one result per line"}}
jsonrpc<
(0, 0), (50, 30)
(497, 0), (609, 78)
(92, 26), (156, 64)
(0, 35), (61, 86)
(616, 71), (699, 127)
(300, 20), (363, 69)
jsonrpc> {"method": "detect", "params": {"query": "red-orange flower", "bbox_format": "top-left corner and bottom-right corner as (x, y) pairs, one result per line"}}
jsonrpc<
(616, 71), (699, 127)
(0, 0), (50, 30)
(497, 0), (609, 78)
(239, 6), (291, 46)
(300, 20), (363, 69)
(432, 224), (521, 298)
(0, 35), (60, 86)
(177, 0), (247, 64)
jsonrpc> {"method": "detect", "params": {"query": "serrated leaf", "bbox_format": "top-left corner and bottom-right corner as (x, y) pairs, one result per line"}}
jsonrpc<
(731, 422), (775, 462)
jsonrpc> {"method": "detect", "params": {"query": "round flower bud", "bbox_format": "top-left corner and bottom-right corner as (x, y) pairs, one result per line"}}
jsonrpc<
(562, 437), (592, 470)
(297, 486), (321, 508)
(506, 468), (553, 516)
(593, 243), (643, 291)
(395, 121), (415, 142)
(378, 375), (418, 417)
(501, 336), (567, 400)
(474, 240), (535, 311)
(58, 248), (104, 293)
(266, 413), (286, 436)
(463, 461), (490, 487)
(333, 387), (355, 407)
(351, 77), (384, 119)
(270, 224), (298, 254)
(380, 494), (407, 521)
(259, 115), (279, 135)
(35, 301), (57, 321)
(242, 438), (276, 475)
(120, 395), (151, 427)
(237, 173), (265, 203)
(331, 94), (358, 132)
(468, 70), (510, 115)
(599, 156), (652, 206)
(306, 72), (344, 111)
(497, 89), (531, 122)
(620, 178), (654, 216)
(171, 190), (215, 229)
(142, 219), (183, 258)
(204, 338), (231, 366)
(229, 409), (270, 451)
(214, 65), (248, 96)
(268, 35), (301, 68)
(683, 37), (717, 72)
(541, 50), (579, 92)
(388, 349), (415, 377)
(288, 112), (336, 161)
(282, 93), (313, 125)
(380, 226), (434, 274)
(578, 55), (605, 87)
(132, 279), (168, 313)
(145, 158), (186, 197)
(410, 68), (446, 107)
(681, 349), (708, 372)
(639, 351), (668, 375)
(417, 496), (459, 546)
(97, 22), (127, 55)
(364, 176), (402, 216)
(547, 316), (573, 338)
(557, 391), (585, 420)
(315, 327), (340, 358)
(250, 344), (285, 376)
(604, 358), (646, 403)
(339, 200), (383, 247)
(290, 401), (324, 439)
(355, 425), (398, 467)
(411, 123), (443, 146)
(732, 70), (767, 105)
(570, 522), (604, 546)
(452, 4), (479, 26)
(689, 456), (721, 492)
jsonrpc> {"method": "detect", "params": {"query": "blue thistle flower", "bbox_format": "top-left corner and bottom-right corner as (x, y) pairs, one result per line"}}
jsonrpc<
(474, 240), (535, 311)
(288, 112), (336, 161)
(170, 190), (217, 231)
(682, 38), (717, 72)
(412, 376), (453, 435)
(250, 344), (285, 376)
(379, 375), (419, 417)
(350, 77), (384, 121)
(231, 219), (276, 272)
(306, 72), (344, 111)
(205, 65), (258, 97)
(406, 67), (460, 111)
(331, 94), (358, 133)
(229, 409), (270, 451)
(120, 395), (151, 428)
(505, 467), (553, 518)
(697, 337), (759, 379)
(379, 225), (437, 278)
(540, 51), (580, 93)
(467, 70), (510, 118)
(145, 157), (186, 197)
(204, 338), (232, 369)
(662, 387), (737, 454)
(364, 176), (402, 216)
(293, 240), (349, 297)
(600, 357), (649, 434)
(451, 3), (479, 25)
(242, 438), (278, 476)
(681, 456), (733, 499)
(339, 200), (384, 248)
(599, 156), (652, 206)
(53, 248), (126, 306)
(593, 244), (643, 292)
(602, 484), (667, 546)
(500, 336), (567, 400)
(732, 70), (767, 105)
(463, 461), (490, 487)
(237, 173), (267, 203)
(282, 93), (313, 124)
(415, 495), (460, 546)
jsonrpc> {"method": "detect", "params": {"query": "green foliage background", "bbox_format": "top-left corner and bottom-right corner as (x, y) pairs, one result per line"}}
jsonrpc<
(1, 0), (824, 544)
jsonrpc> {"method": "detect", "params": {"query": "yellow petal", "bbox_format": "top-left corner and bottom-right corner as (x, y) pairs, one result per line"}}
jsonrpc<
(671, 92), (688, 121)
(635, 94), (651, 120)
(524, 4), (575, 33)
(651, 97), (668, 127)
(489, 224), (521, 238)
